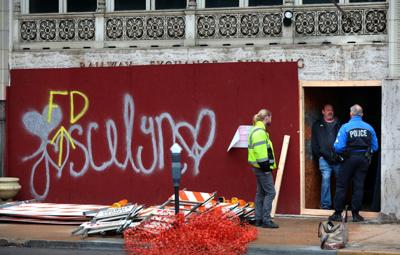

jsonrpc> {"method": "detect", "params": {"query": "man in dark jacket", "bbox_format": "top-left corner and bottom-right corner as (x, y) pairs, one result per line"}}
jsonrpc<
(312, 104), (341, 209)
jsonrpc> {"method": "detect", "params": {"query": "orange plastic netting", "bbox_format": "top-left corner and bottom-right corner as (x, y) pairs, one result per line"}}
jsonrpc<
(124, 209), (257, 255)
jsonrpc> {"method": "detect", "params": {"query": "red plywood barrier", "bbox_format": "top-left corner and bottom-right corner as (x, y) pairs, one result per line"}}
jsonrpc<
(6, 62), (300, 214)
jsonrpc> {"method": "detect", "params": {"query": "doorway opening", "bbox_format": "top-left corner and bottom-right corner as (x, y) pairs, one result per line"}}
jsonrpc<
(300, 82), (381, 216)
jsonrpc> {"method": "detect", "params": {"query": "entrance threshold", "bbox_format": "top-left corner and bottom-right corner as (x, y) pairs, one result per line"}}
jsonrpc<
(301, 209), (379, 220)
(300, 80), (382, 220)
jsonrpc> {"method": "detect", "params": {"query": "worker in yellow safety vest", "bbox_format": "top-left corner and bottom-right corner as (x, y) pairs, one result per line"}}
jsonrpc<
(248, 109), (279, 229)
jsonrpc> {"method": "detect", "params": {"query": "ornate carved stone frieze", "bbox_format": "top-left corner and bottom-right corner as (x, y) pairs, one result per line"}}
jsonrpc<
(105, 16), (185, 40)
(17, 5), (386, 44)
(295, 7), (387, 36)
(197, 12), (282, 39)
(20, 18), (96, 42)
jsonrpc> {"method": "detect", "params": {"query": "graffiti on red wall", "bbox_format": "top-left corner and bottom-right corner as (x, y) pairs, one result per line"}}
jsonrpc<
(8, 63), (300, 214)
(22, 91), (216, 200)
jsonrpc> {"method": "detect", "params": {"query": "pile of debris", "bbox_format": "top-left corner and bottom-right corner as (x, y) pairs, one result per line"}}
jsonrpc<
(70, 190), (256, 237)
(124, 208), (257, 255)
(0, 200), (107, 225)
(0, 189), (257, 254)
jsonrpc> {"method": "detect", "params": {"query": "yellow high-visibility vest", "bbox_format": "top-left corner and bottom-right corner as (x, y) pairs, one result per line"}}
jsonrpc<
(247, 121), (277, 169)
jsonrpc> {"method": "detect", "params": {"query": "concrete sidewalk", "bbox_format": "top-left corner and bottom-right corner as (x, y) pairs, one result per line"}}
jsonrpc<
(0, 216), (399, 254)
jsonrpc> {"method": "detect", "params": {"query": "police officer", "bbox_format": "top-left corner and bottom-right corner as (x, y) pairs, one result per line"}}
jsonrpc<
(248, 109), (279, 228)
(329, 104), (378, 222)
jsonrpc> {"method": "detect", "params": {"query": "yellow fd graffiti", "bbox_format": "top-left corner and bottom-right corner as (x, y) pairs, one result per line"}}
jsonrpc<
(47, 90), (89, 166)
(47, 90), (89, 124)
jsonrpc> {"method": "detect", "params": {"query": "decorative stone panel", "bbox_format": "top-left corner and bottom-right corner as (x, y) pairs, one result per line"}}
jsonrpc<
(295, 7), (387, 36)
(365, 9), (387, 34)
(20, 17), (96, 42)
(196, 12), (282, 39)
(20, 21), (37, 41)
(59, 19), (76, 40)
(342, 10), (363, 34)
(104, 15), (185, 40)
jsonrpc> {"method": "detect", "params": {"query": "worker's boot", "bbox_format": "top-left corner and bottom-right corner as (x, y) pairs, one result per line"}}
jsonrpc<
(254, 220), (263, 227)
(329, 211), (343, 222)
(352, 212), (364, 222)
(262, 220), (279, 229)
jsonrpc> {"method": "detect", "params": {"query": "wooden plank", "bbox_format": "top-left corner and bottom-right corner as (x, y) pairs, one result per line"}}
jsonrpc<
(299, 84), (305, 213)
(300, 208), (379, 219)
(271, 135), (290, 218)
(300, 80), (382, 87)
(303, 86), (322, 209)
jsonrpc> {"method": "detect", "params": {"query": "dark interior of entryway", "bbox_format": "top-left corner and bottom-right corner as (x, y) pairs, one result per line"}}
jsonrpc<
(304, 86), (381, 212)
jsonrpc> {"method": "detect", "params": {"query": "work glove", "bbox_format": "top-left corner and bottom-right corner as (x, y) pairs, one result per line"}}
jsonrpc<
(258, 161), (272, 173)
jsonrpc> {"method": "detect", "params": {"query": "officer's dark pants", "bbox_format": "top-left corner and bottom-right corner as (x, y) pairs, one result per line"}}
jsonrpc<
(334, 154), (369, 213)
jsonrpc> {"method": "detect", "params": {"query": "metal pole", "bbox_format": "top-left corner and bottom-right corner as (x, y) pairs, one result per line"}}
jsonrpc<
(174, 186), (179, 215)
(170, 143), (182, 215)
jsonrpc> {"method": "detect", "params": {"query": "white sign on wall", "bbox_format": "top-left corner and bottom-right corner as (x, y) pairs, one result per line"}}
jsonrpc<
(227, 125), (252, 151)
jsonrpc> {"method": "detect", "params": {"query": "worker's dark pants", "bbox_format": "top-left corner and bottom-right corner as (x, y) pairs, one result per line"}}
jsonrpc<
(334, 154), (369, 213)
(253, 168), (276, 222)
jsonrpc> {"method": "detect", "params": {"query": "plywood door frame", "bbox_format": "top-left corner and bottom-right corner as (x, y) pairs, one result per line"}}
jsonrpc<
(299, 80), (382, 218)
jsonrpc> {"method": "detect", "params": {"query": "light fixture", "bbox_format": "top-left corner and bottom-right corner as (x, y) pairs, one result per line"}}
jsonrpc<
(283, 10), (293, 27)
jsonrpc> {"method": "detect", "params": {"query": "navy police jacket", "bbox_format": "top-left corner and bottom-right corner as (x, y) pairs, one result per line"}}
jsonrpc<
(334, 115), (378, 153)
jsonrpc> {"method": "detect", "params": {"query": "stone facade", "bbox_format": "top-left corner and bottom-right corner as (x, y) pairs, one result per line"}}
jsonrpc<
(0, 0), (10, 177)
(381, 79), (400, 221)
(11, 44), (387, 82)
(0, 0), (10, 101)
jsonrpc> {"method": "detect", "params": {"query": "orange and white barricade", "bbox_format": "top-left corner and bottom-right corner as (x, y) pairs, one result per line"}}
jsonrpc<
(159, 190), (216, 216)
